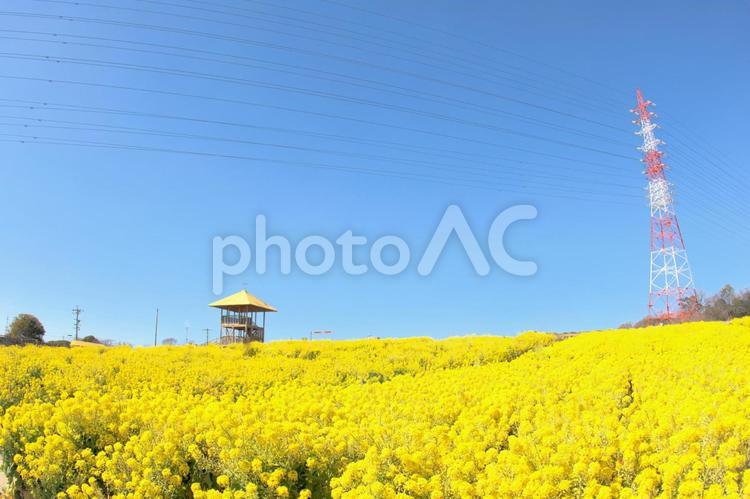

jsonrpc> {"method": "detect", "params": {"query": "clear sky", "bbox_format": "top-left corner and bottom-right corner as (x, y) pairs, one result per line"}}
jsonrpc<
(1, 0), (748, 344)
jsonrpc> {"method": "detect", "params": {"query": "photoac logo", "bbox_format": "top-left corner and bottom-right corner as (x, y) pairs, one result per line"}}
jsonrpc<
(212, 204), (537, 293)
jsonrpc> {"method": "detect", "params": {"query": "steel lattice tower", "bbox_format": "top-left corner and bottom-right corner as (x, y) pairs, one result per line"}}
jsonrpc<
(632, 89), (697, 321)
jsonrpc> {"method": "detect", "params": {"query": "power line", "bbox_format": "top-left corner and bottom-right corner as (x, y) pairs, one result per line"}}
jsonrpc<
(661, 127), (748, 196)
(4, 108), (748, 242)
(0, 134), (641, 205)
(0, 115), (642, 192)
(132, 0), (624, 116)
(1, 38), (748, 213)
(660, 114), (740, 173)
(287, 0), (745, 194)
(0, 129), (744, 246)
(0, 73), (637, 166)
(0, 66), (744, 229)
(0, 9), (629, 132)
(0, 97), (628, 174)
(0, 30), (632, 146)
(1, 1), (748, 236)
(25, 0), (624, 120)
(664, 149), (750, 221)
(1, 76), (748, 227)
(4, 130), (750, 245)
(168, 0), (750, 208)
(0, 51), (636, 159)
(10, 1), (741, 203)
(0, 90), (746, 235)
(315, 0), (629, 101)
(0, 42), (740, 217)
(0, 30), (736, 205)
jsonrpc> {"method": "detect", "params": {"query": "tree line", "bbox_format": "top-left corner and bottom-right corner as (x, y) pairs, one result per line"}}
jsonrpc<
(0, 313), (104, 346)
(621, 284), (750, 328)
(700, 285), (750, 321)
(3, 285), (749, 345)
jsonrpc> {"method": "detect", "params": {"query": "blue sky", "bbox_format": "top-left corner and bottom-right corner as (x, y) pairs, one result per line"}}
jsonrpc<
(1, 0), (748, 344)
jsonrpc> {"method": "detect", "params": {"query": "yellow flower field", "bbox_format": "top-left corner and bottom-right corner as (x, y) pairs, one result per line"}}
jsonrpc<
(1, 320), (750, 498)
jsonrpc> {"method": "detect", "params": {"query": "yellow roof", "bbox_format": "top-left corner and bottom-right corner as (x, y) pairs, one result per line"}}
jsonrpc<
(209, 290), (277, 312)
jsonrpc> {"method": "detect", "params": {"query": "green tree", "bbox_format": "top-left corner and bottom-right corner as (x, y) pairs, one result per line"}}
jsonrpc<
(7, 314), (46, 344)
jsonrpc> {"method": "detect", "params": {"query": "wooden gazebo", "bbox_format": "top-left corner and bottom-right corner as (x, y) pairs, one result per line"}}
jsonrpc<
(209, 290), (277, 344)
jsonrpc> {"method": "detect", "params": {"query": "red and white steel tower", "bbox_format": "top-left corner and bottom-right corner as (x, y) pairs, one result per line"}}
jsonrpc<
(632, 89), (697, 321)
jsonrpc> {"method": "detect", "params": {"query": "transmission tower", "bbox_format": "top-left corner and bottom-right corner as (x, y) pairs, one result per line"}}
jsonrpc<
(632, 89), (697, 321)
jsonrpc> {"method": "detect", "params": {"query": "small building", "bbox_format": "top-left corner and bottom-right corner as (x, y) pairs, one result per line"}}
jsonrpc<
(209, 289), (277, 344)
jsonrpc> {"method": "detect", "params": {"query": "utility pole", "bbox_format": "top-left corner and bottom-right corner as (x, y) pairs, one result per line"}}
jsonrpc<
(203, 328), (211, 345)
(185, 325), (190, 344)
(4, 315), (9, 335)
(72, 306), (83, 341)
(154, 308), (160, 346)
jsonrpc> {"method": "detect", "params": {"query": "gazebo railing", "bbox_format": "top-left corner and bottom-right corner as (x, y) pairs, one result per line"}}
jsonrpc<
(219, 325), (264, 344)
(220, 315), (254, 327)
(217, 309), (267, 343)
